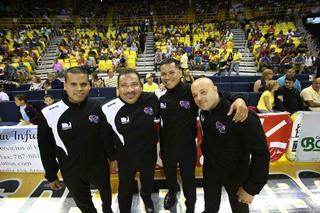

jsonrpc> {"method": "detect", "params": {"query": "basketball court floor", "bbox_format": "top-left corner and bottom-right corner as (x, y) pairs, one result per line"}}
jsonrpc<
(0, 157), (319, 213)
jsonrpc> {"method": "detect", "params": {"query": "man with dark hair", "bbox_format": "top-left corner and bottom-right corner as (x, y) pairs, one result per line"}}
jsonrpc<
(102, 68), (158, 213)
(14, 94), (39, 125)
(37, 66), (113, 213)
(191, 77), (269, 213)
(274, 76), (305, 114)
(158, 58), (248, 212)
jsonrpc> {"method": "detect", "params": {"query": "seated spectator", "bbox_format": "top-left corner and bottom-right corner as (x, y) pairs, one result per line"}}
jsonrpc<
(86, 57), (97, 74)
(43, 73), (63, 90)
(43, 95), (55, 107)
(257, 80), (279, 113)
(91, 72), (104, 88)
(277, 68), (301, 92)
(181, 69), (194, 84)
(0, 84), (9, 101)
(29, 75), (43, 91)
(304, 52), (316, 74)
(274, 76), (305, 114)
(258, 54), (271, 72)
(280, 53), (293, 74)
(180, 50), (189, 70)
(143, 73), (159, 93)
(300, 77), (320, 112)
(103, 68), (117, 87)
(292, 52), (305, 74)
(228, 48), (242, 76)
(14, 94), (39, 125)
(53, 59), (63, 74)
(253, 68), (274, 92)
(270, 52), (282, 74)
(218, 52), (228, 76)
(119, 54), (127, 67)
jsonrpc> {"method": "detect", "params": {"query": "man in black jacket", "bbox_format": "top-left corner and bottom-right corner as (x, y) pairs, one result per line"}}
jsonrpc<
(274, 76), (305, 114)
(191, 77), (270, 213)
(102, 68), (158, 213)
(158, 59), (248, 212)
(37, 67), (113, 213)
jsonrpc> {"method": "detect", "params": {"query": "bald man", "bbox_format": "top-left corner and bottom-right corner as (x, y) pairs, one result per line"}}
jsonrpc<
(300, 77), (320, 112)
(191, 77), (270, 213)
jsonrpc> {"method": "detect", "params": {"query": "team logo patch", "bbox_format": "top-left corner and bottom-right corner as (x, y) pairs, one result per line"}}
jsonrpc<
(215, 121), (226, 134)
(61, 122), (72, 130)
(88, 115), (99, 124)
(160, 102), (166, 109)
(121, 116), (130, 124)
(179, 100), (190, 109)
(144, 107), (154, 115)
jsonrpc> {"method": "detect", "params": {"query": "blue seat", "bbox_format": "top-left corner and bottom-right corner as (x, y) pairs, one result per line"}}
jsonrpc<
(0, 101), (19, 122)
(47, 89), (64, 99)
(231, 82), (251, 92)
(295, 74), (309, 81)
(248, 92), (262, 106)
(98, 87), (117, 101)
(301, 81), (312, 90)
(27, 90), (46, 100)
(89, 87), (99, 97)
(215, 83), (232, 91)
(6, 90), (28, 101)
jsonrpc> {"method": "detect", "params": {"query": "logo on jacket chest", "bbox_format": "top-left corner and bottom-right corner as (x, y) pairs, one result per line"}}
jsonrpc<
(121, 116), (130, 124)
(215, 121), (226, 134)
(144, 107), (154, 115)
(88, 115), (99, 124)
(61, 122), (72, 130)
(160, 102), (166, 109)
(179, 100), (190, 109)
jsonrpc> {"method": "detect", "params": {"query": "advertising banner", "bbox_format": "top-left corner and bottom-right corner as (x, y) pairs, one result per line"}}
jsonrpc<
(295, 112), (320, 162)
(0, 126), (44, 172)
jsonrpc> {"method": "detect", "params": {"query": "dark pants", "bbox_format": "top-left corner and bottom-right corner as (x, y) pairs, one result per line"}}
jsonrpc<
(62, 166), (112, 213)
(161, 143), (197, 210)
(203, 159), (249, 213)
(117, 144), (157, 213)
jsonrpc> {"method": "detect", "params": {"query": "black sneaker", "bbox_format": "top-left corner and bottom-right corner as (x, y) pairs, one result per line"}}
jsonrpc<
(164, 190), (178, 209)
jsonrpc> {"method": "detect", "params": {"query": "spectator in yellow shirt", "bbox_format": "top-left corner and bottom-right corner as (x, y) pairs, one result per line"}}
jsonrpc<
(257, 80), (280, 113)
(228, 49), (242, 76)
(143, 73), (159, 93)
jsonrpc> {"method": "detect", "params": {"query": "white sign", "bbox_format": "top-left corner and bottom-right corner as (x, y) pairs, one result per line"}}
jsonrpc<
(0, 126), (44, 172)
(295, 112), (320, 162)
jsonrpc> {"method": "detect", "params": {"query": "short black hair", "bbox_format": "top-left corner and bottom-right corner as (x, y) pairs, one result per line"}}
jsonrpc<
(117, 68), (142, 87)
(285, 76), (296, 82)
(159, 58), (180, 69)
(64, 66), (89, 82)
(15, 94), (28, 102)
(43, 94), (54, 99)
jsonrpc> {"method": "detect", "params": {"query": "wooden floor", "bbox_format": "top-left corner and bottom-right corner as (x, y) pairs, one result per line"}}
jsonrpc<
(0, 157), (319, 213)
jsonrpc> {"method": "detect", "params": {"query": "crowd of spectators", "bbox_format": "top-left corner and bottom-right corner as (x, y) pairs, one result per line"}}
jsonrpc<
(153, 22), (241, 74)
(55, 25), (143, 73)
(0, 27), (52, 83)
(245, 20), (320, 74)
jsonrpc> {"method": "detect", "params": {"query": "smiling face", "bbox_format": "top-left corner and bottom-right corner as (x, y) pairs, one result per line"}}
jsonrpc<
(191, 78), (220, 111)
(64, 73), (90, 103)
(118, 73), (142, 104)
(160, 62), (182, 89)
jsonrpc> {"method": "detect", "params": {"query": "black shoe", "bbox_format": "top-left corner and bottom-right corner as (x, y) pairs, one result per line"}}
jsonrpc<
(164, 190), (178, 209)
(142, 197), (154, 213)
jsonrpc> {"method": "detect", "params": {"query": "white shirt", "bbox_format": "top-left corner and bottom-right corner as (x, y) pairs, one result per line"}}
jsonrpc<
(20, 105), (30, 121)
(0, 91), (9, 101)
